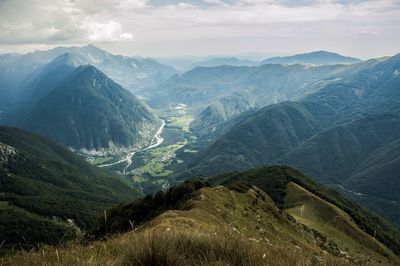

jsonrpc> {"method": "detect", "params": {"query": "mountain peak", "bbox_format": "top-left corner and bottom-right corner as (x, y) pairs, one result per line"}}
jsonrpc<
(79, 44), (109, 57)
(52, 52), (84, 67)
(74, 64), (105, 78)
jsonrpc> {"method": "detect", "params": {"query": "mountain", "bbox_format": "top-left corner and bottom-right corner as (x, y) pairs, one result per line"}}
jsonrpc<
(145, 63), (348, 108)
(176, 53), (400, 227)
(303, 54), (400, 120)
(17, 64), (161, 154)
(275, 114), (400, 184)
(22, 53), (83, 106)
(0, 45), (177, 107)
(189, 90), (259, 141)
(189, 57), (257, 69)
(274, 114), (400, 225)
(260, 51), (361, 66)
(0, 126), (141, 251)
(182, 101), (324, 177)
(7, 167), (400, 265)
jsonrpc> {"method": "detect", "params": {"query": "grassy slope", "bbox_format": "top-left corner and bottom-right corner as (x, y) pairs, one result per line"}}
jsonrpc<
(285, 182), (392, 262)
(211, 166), (400, 258)
(5, 185), (355, 266)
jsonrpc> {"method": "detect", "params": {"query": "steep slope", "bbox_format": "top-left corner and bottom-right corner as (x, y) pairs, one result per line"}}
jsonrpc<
(23, 53), (84, 103)
(275, 114), (400, 185)
(19, 65), (161, 154)
(211, 166), (400, 258)
(182, 102), (322, 177)
(303, 53), (400, 121)
(0, 126), (141, 251)
(261, 51), (361, 65)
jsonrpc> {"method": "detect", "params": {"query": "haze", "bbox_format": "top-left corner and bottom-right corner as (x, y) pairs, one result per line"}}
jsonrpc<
(0, 0), (400, 59)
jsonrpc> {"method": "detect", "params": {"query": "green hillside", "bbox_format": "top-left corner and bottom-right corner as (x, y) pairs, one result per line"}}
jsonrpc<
(0, 126), (141, 251)
(181, 102), (322, 177)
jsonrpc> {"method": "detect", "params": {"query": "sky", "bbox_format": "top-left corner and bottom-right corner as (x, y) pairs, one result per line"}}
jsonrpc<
(0, 0), (399, 59)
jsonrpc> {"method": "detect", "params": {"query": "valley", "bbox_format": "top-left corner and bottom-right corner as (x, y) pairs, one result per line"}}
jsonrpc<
(1, 43), (400, 265)
(90, 104), (198, 194)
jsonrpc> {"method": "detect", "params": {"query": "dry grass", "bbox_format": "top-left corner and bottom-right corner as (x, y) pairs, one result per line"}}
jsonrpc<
(2, 227), (351, 266)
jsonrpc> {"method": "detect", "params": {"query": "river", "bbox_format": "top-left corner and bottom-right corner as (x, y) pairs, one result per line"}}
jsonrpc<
(99, 119), (165, 174)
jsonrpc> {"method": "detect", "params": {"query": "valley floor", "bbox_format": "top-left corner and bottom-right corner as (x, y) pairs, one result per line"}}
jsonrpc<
(88, 104), (197, 194)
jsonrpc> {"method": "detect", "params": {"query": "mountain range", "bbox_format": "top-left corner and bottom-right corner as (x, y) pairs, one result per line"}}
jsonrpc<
(155, 51), (360, 71)
(1, 46), (400, 263)
(0, 44), (177, 108)
(144, 63), (349, 108)
(175, 52), (400, 227)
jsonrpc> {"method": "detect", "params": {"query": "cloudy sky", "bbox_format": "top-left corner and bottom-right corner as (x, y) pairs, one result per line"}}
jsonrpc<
(0, 0), (399, 58)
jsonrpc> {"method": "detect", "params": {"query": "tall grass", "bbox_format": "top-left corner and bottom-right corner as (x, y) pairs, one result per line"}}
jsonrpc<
(2, 227), (350, 266)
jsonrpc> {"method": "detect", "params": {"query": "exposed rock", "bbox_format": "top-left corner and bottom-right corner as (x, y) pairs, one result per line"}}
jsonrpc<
(0, 142), (17, 165)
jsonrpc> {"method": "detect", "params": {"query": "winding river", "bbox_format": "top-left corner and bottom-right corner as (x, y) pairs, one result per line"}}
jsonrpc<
(99, 119), (165, 174)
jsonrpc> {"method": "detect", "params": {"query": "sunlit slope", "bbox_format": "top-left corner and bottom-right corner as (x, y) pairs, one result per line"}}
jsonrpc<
(284, 182), (392, 261)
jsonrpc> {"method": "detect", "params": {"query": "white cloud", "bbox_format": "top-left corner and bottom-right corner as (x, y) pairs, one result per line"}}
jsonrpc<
(81, 20), (133, 42)
(0, 0), (134, 44)
(0, 0), (399, 57)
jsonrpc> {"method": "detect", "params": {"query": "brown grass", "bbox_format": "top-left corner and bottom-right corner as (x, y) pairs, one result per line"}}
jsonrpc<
(2, 227), (351, 266)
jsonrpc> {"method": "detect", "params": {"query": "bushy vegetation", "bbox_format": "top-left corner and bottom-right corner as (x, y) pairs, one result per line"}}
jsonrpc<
(0, 202), (76, 254)
(88, 180), (210, 238)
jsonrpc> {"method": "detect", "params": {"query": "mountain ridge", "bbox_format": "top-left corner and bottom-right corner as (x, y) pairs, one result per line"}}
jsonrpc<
(260, 51), (361, 65)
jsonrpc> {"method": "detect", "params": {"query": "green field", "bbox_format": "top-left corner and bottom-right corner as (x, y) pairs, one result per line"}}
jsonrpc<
(87, 105), (198, 193)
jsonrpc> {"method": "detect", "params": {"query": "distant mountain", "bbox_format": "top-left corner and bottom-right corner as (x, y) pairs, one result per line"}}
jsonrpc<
(303, 54), (400, 119)
(146, 63), (348, 108)
(18, 64), (161, 154)
(260, 51), (361, 66)
(0, 45), (177, 106)
(0, 126), (141, 251)
(23, 53), (83, 105)
(189, 57), (257, 69)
